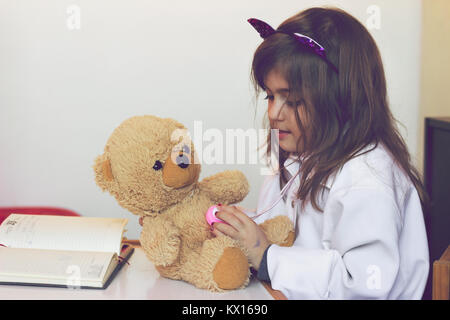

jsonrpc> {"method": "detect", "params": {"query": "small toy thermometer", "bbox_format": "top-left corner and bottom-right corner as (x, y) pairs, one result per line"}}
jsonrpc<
(205, 205), (224, 226)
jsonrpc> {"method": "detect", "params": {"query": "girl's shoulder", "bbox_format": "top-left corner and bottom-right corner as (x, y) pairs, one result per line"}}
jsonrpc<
(329, 142), (413, 202)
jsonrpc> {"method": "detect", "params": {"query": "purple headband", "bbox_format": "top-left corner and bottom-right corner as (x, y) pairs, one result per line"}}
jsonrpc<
(248, 18), (339, 74)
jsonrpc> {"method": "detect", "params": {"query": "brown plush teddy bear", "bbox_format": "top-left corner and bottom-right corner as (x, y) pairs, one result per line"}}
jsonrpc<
(93, 115), (294, 291)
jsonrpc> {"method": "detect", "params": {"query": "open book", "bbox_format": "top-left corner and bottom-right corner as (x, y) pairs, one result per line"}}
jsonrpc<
(0, 214), (134, 289)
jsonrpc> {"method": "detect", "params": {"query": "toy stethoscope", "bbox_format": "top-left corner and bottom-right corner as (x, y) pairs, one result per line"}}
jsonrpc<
(205, 163), (301, 230)
(206, 124), (348, 230)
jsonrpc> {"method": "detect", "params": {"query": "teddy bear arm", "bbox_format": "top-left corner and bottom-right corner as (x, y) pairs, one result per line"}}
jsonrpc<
(139, 217), (181, 266)
(198, 170), (249, 204)
(259, 215), (295, 247)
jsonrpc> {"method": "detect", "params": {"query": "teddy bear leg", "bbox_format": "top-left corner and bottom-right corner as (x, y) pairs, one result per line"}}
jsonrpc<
(180, 236), (250, 292)
(154, 262), (182, 280)
(213, 247), (248, 290)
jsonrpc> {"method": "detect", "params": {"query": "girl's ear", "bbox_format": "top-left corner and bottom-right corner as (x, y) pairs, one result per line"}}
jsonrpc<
(93, 153), (118, 193)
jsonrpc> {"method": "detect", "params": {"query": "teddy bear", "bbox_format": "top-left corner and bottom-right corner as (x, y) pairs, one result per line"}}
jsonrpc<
(93, 115), (294, 291)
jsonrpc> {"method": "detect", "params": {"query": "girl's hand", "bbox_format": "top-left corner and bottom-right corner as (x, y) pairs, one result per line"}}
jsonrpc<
(212, 204), (270, 270)
(139, 216), (144, 226)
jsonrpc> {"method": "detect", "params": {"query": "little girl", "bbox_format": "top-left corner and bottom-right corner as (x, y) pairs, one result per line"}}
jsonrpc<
(212, 7), (429, 299)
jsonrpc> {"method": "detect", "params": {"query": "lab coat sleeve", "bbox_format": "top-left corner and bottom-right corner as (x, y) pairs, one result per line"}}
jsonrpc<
(267, 187), (403, 299)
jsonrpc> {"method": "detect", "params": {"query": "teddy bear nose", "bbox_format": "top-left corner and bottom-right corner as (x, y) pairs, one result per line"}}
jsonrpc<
(176, 154), (189, 169)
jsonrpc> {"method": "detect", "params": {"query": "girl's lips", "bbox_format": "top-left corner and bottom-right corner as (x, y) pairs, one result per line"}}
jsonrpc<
(278, 130), (291, 139)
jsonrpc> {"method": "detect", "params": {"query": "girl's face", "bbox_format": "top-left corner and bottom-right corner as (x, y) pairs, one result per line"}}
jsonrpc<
(264, 68), (307, 154)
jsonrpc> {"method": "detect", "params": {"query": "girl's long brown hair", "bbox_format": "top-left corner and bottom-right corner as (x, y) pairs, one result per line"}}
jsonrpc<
(250, 7), (429, 213)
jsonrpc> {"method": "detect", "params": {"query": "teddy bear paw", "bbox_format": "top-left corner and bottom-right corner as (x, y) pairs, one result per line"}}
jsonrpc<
(280, 231), (295, 247)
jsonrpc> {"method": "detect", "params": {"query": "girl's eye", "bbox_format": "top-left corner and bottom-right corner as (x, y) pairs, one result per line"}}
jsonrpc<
(286, 101), (296, 107)
(286, 100), (303, 107)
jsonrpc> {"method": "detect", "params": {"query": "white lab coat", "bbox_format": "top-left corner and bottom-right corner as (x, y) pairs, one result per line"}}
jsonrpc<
(253, 143), (429, 299)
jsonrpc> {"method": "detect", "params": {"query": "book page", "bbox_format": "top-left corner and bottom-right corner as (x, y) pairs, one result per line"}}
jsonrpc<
(0, 214), (127, 255)
(0, 247), (114, 286)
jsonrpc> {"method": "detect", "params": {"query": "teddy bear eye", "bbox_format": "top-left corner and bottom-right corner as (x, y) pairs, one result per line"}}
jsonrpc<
(182, 145), (190, 154)
(176, 154), (189, 169)
(152, 160), (163, 171)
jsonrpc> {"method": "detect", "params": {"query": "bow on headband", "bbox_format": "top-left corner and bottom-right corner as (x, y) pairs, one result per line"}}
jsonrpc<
(247, 18), (339, 73)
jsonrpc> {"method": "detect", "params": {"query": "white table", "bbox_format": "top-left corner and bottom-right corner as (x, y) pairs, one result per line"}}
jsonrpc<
(0, 248), (274, 300)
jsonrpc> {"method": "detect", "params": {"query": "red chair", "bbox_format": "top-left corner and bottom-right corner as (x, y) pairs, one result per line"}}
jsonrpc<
(0, 207), (81, 225)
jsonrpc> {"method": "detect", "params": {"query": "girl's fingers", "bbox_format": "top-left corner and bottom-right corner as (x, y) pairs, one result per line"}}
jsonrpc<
(219, 205), (255, 227)
(234, 205), (253, 214)
(213, 221), (239, 239)
(216, 206), (245, 230)
(211, 225), (226, 237)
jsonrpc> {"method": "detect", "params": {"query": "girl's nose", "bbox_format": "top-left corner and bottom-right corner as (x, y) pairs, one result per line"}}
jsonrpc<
(268, 99), (286, 122)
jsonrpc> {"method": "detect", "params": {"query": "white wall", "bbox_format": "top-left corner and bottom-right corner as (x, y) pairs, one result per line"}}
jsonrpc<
(0, 0), (422, 239)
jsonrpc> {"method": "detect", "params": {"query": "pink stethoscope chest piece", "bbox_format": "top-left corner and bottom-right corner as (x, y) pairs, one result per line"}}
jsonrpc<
(205, 205), (224, 226)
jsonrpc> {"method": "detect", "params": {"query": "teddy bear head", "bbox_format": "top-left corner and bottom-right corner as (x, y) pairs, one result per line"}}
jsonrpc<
(94, 115), (201, 217)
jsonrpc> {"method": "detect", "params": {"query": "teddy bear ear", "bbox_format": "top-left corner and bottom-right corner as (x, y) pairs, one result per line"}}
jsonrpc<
(93, 153), (117, 192)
